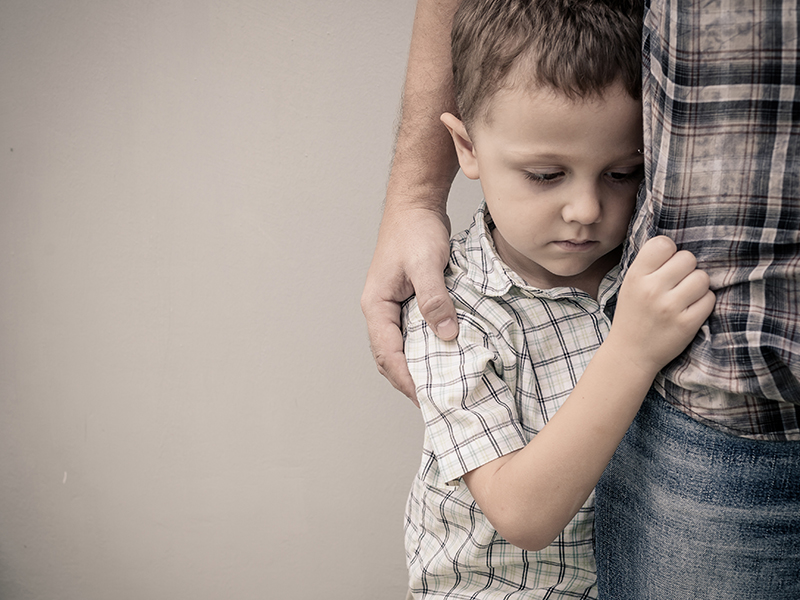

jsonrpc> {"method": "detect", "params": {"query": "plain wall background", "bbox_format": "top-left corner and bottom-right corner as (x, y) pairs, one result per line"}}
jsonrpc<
(0, 1), (482, 599)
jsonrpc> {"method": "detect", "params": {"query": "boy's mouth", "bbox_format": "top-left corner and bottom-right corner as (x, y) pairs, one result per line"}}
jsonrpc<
(554, 239), (598, 252)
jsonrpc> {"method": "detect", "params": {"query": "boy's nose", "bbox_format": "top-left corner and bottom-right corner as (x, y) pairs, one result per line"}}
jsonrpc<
(562, 184), (602, 225)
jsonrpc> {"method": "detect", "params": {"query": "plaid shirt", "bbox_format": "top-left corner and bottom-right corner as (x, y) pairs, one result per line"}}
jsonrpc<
(402, 204), (617, 599)
(620, 0), (800, 440)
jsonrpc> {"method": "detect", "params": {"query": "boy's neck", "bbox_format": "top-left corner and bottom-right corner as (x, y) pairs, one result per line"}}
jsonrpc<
(491, 228), (621, 300)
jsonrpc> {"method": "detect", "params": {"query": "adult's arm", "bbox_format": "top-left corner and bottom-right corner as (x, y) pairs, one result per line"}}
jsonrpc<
(361, 0), (462, 403)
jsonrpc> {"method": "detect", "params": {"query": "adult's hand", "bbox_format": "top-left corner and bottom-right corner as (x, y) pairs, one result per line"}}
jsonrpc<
(362, 0), (463, 403)
(362, 199), (456, 404)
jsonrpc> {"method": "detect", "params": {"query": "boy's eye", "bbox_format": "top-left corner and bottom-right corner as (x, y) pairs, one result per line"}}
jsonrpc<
(607, 171), (635, 181)
(606, 164), (644, 183)
(524, 171), (563, 184)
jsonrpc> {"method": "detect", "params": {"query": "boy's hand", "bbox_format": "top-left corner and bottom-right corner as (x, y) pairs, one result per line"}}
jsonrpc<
(361, 202), (457, 404)
(607, 236), (715, 377)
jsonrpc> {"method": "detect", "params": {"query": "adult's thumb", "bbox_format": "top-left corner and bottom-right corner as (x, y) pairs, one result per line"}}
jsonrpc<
(417, 286), (458, 341)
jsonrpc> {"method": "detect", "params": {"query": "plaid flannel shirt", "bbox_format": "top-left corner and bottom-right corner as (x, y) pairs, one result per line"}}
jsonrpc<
(402, 204), (618, 599)
(620, 0), (800, 439)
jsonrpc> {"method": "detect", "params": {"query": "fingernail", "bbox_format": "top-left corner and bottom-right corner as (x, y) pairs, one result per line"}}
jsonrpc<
(436, 318), (458, 339)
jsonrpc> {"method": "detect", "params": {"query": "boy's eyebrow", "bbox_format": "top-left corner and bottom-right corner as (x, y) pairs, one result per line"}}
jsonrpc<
(505, 149), (644, 162)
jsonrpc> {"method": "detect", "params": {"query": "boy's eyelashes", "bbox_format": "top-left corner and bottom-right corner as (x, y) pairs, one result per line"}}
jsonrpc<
(608, 163), (645, 184)
(524, 171), (563, 184)
(523, 164), (645, 186)
(606, 166), (645, 183)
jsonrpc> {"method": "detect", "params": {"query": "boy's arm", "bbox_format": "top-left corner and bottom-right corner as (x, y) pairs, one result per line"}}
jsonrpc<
(361, 0), (461, 403)
(463, 237), (716, 552)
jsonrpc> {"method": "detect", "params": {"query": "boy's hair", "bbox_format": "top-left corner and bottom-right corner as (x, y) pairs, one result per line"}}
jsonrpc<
(452, 0), (643, 129)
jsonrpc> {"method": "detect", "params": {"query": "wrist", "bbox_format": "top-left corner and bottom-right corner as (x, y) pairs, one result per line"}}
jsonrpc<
(382, 173), (454, 236)
(385, 157), (458, 212)
(597, 333), (662, 385)
(387, 122), (460, 210)
(384, 183), (451, 216)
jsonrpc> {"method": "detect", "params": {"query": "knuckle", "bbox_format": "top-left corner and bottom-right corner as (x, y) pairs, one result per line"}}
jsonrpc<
(689, 269), (711, 293)
(677, 250), (698, 269)
(652, 235), (677, 253)
(360, 284), (384, 316)
(360, 293), (371, 315)
(417, 293), (452, 319)
(371, 344), (390, 370)
(373, 350), (397, 382)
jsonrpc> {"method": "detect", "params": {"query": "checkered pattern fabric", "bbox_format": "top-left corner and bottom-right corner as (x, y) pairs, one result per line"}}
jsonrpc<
(401, 204), (618, 598)
(620, 0), (800, 440)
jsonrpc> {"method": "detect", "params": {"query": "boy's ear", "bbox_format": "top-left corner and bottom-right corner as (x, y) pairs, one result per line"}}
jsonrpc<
(441, 113), (480, 180)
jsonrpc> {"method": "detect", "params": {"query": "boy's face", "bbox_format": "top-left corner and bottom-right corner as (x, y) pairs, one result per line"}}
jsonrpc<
(445, 82), (644, 296)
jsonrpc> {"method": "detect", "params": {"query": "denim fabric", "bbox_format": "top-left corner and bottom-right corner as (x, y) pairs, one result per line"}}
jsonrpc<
(596, 390), (800, 599)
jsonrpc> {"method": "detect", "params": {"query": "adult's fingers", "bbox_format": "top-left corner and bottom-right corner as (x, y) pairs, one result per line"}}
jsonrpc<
(362, 295), (419, 405)
(413, 272), (459, 340)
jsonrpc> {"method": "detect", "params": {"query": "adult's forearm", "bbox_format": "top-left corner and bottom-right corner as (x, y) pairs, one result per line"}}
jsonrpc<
(360, 0), (463, 396)
(386, 0), (461, 212)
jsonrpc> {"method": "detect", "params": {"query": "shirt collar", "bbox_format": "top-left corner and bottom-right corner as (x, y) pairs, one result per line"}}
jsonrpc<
(462, 202), (622, 303)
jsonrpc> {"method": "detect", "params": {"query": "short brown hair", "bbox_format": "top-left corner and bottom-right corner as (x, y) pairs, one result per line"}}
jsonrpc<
(451, 0), (643, 128)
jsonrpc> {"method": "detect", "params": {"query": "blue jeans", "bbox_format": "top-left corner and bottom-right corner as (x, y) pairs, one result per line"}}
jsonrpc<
(596, 390), (800, 599)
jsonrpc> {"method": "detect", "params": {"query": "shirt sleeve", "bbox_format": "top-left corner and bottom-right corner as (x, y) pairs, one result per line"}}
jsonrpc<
(403, 302), (528, 485)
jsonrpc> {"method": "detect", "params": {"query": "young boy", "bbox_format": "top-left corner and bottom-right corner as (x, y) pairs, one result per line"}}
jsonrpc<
(400, 0), (715, 597)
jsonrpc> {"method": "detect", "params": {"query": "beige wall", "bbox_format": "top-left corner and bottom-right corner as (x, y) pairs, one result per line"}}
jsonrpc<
(0, 1), (481, 599)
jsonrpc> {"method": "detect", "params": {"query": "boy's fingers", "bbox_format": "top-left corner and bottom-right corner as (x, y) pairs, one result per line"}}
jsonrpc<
(652, 249), (700, 289)
(676, 269), (715, 312)
(675, 268), (711, 301)
(629, 235), (677, 276)
(680, 289), (716, 332)
(693, 289), (717, 320)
